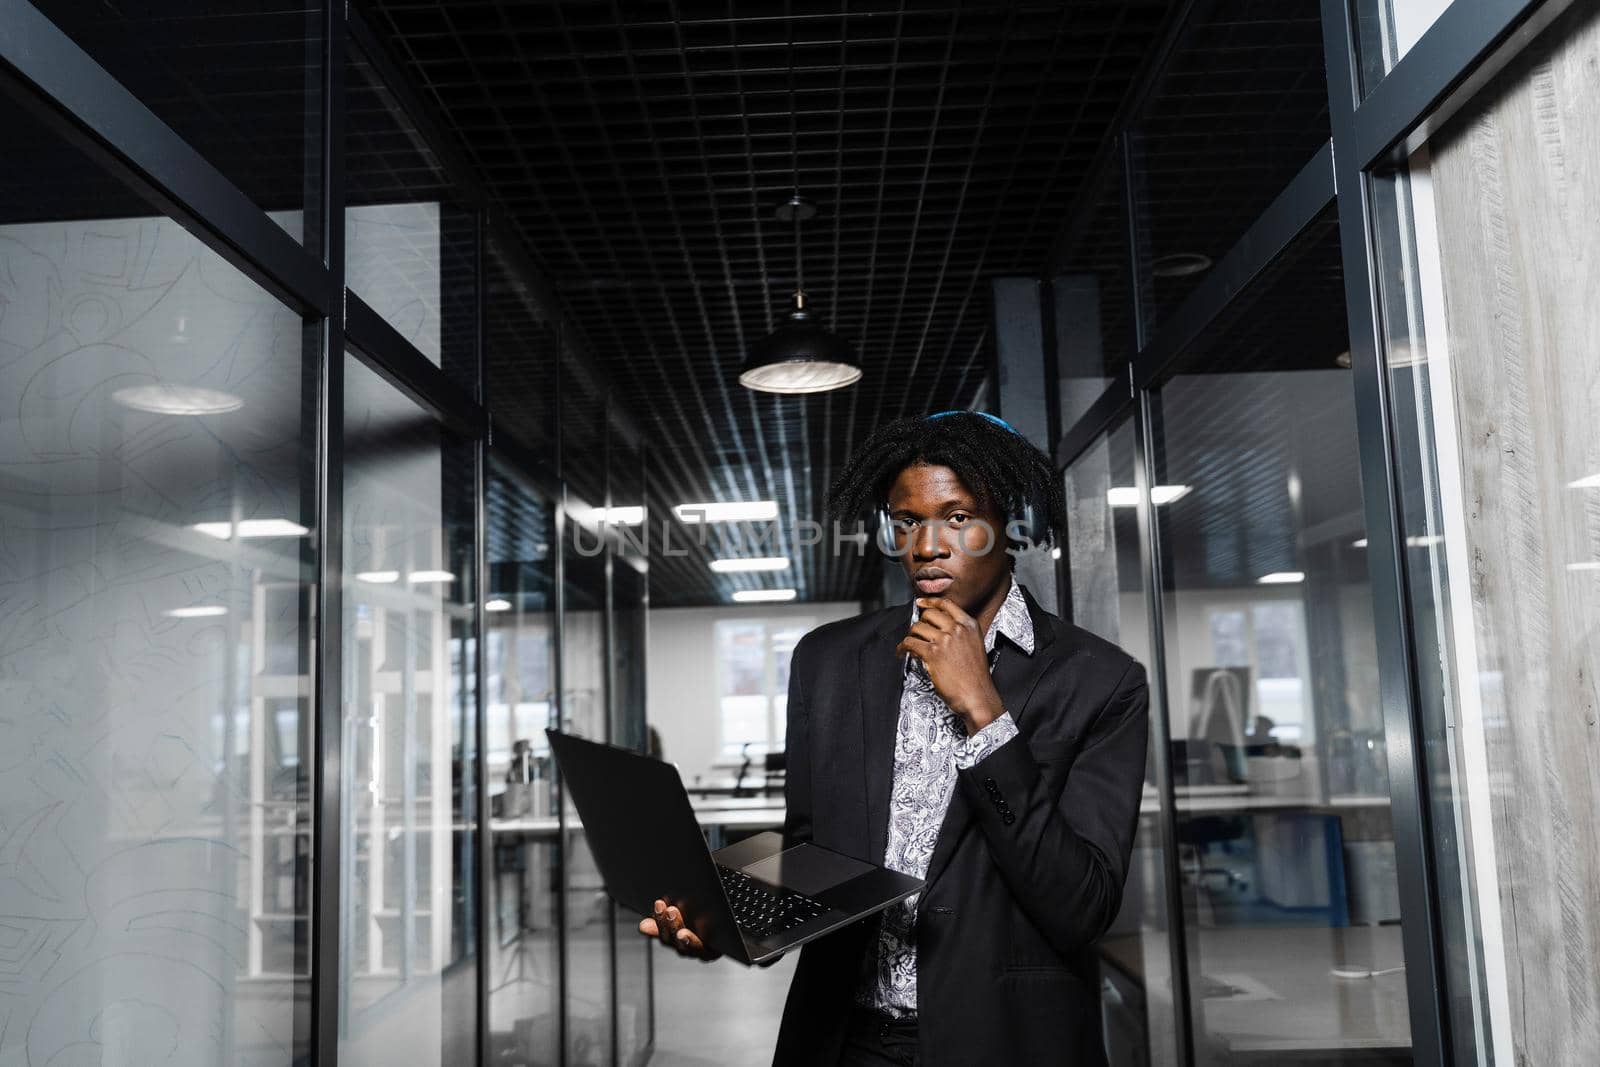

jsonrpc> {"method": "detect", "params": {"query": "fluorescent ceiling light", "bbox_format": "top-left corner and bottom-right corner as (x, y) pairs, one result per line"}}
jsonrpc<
(1567, 473), (1600, 490)
(113, 384), (244, 416)
(1107, 485), (1191, 508)
(1567, 561), (1600, 572)
(1151, 485), (1192, 505)
(674, 500), (779, 523)
(710, 556), (790, 573)
(192, 519), (309, 540)
(407, 570), (456, 584)
(485, 598), (513, 612)
(356, 570), (400, 584)
(1353, 535), (1443, 549)
(733, 589), (797, 603)
(574, 505), (645, 526)
(1257, 571), (1305, 584)
(166, 605), (227, 618)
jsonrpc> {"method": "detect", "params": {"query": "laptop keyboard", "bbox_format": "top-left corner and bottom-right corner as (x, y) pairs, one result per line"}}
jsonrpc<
(716, 865), (829, 940)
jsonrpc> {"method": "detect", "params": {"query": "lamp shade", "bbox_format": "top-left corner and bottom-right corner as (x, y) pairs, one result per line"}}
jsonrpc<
(739, 311), (862, 394)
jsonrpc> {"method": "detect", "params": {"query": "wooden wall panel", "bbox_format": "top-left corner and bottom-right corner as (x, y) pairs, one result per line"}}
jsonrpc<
(1430, 4), (1600, 1062)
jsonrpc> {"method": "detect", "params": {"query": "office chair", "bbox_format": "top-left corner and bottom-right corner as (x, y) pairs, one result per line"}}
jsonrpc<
(1181, 806), (1251, 895)
(763, 750), (787, 797)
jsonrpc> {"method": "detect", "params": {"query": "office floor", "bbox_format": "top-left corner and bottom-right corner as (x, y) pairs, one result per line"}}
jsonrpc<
(649, 948), (798, 1066)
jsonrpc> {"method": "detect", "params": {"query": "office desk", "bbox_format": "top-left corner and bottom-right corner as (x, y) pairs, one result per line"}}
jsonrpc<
(685, 778), (782, 798)
(1141, 786), (1393, 815)
(489, 802), (784, 845)
(1100, 925), (1410, 1059)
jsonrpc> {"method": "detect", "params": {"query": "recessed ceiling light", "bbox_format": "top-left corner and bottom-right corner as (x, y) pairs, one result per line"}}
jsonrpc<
(407, 570), (455, 584)
(675, 501), (780, 523)
(166, 605), (228, 618)
(192, 519), (309, 540)
(485, 598), (513, 612)
(1051, 547), (1062, 560)
(1151, 252), (1213, 278)
(1567, 473), (1600, 489)
(710, 556), (790, 573)
(1107, 485), (1191, 507)
(733, 589), (797, 603)
(113, 384), (244, 416)
(356, 570), (400, 584)
(1257, 571), (1305, 584)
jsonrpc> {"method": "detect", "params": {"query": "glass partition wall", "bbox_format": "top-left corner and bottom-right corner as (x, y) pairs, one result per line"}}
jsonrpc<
(1150, 221), (1412, 1065)
(1063, 422), (1178, 1067)
(0, 4), (650, 1066)
(1049, 2), (1595, 1066)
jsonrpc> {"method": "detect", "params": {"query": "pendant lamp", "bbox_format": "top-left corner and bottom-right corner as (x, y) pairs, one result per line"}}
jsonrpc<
(739, 196), (862, 394)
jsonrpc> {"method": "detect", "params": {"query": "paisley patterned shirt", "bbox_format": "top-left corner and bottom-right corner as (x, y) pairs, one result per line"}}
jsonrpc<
(858, 580), (1034, 1017)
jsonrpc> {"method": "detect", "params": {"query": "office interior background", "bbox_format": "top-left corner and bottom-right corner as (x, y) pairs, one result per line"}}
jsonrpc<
(0, 0), (1596, 1065)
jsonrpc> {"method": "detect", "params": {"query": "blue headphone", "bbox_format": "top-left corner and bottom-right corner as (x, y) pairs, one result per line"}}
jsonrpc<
(874, 410), (1048, 554)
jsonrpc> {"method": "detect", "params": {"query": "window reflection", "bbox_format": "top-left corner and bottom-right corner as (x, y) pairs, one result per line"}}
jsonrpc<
(1063, 422), (1177, 1067)
(1150, 218), (1412, 1065)
(485, 459), (561, 1065)
(0, 102), (315, 1061)
(30, 0), (323, 249)
(1356, 0), (1454, 95)
(1130, 0), (1331, 330)
(560, 521), (614, 1067)
(346, 44), (477, 384)
(339, 354), (478, 1064)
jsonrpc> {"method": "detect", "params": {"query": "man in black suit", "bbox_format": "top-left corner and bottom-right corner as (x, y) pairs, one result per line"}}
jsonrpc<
(642, 411), (1149, 1066)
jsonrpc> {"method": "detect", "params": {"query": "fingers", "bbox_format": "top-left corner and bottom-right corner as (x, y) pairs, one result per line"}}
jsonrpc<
(652, 899), (680, 947)
(646, 900), (716, 958)
(906, 620), (943, 644)
(895, 635), (932, 660)
(915, 597), (977, 631)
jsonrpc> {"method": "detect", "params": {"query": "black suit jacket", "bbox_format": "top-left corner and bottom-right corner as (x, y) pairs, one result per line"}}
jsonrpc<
(772, 586), (1149, 1067)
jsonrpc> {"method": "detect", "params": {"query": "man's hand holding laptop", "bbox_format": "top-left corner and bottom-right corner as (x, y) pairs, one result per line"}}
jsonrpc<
(639, 898), (719, 960)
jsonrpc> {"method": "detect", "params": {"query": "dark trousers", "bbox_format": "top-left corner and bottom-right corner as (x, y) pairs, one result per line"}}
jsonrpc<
(837, 1007), (919, 1067)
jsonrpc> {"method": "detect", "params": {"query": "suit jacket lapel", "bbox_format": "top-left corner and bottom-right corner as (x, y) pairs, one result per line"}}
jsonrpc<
(860, 609), (908, 863)
(921, 588), (1058, 891)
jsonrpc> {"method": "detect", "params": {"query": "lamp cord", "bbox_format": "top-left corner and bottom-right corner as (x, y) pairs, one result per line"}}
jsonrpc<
(793, 195), (805, 308)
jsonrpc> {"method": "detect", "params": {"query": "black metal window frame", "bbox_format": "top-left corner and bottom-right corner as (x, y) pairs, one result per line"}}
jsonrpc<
(1049, 2), (1581, 1065)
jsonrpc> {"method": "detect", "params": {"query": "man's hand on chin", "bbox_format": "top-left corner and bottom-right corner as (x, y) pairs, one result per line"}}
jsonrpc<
(895, 596), (1005, 734)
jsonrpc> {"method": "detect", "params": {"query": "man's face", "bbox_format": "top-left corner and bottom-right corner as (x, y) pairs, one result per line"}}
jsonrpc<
(884, 462), (1011, 614)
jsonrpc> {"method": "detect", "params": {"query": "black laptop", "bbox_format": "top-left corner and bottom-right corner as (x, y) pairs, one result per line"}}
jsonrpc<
(546, 729), (922, 965)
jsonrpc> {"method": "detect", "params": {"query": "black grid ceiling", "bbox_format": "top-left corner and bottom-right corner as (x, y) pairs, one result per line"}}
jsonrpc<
(365, 0), (1178, 606)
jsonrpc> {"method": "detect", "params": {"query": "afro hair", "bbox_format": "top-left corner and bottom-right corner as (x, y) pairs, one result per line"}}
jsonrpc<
(825, 410), (1067, 547)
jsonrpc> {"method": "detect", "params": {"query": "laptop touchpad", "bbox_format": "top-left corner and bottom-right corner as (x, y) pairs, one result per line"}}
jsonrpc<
(743, 845), (874, 896)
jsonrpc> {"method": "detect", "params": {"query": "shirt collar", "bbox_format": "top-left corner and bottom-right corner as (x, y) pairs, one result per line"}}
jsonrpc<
(988, 579), (1035, 656)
